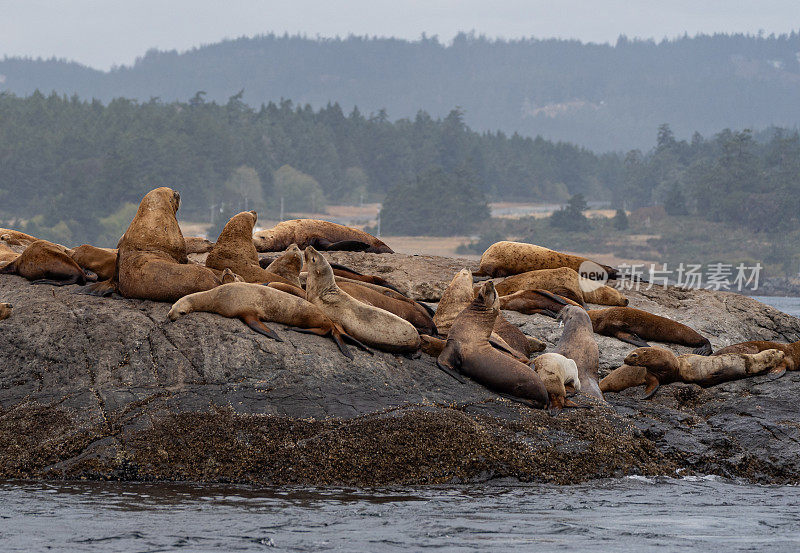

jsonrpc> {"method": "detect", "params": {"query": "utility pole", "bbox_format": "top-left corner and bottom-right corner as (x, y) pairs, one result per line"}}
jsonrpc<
(280, 197), (284, 221)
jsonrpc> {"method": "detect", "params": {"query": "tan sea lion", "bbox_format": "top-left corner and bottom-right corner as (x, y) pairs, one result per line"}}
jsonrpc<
(260, 244), (304, 287)
(92, 187), (221, 301)
(714, 340), (800, 373)
(437, 281), (549, 409)
(337, 280), (437, 336)
(0, 229), (38, 250)
(69, 244), (117, 281)
(555, 305), (603, 400)
(0, 302), (12, 321)
(304, 246), (420, 352)
(185, 236), (214, 254)
(601, 346), (786, 398)
(588, 307), (712, 355)
(168, 282), (364, 358)
(477, 241), (618, 278)
(0, 240), (97, 285)
(581, 283), (629, 306)
(494, 267), (628, 307)
(533, 352), (582, 415)
(253, 219), (394, 253)
(0, 242), (19, 267)
(498, 289), (579, 317)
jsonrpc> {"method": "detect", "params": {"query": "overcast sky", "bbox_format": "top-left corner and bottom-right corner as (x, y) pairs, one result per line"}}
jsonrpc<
(2, 0), (799, 70)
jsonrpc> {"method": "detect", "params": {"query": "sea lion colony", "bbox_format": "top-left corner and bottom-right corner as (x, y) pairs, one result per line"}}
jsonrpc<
(0, 187), (792, 408)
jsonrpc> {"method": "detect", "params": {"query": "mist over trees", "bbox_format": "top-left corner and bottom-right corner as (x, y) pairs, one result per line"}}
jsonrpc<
(3, 32), (800, 151)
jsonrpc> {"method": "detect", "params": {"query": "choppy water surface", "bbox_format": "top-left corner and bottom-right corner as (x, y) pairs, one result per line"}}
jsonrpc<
(2, 477), (800, 552)
(753, 295), (800, 318)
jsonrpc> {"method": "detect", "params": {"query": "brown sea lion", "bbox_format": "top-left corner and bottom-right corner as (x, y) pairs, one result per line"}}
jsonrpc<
(0, 242), (19, 267)
(437, 281), (549, 409)
(0, 229), (38, 250)
(555, 305), (603, 400)
(477, 241), (618, 279)
(533, 352), (582, 415)
(93, 187), (221, 301)
(0, 302), (12, 321)
(206, 211), (296, 286)
(337, 280), (437, 336)
(69, 244), (117, 281)
(168, 282), (364, 358)
(714, 340), (800, 373)
(0, 240), (97, 285)
(304, 246), (420, 352)
(494, 267), (628, 307)
(185, 236), (215, 254)
(261, 244), (304, 287)
(253, 219), (394, 253)
(601, 346), (786, 398)
(588, 307), (712, 355)
(581, 283), (629, 306)
(498, 289), (579, 317)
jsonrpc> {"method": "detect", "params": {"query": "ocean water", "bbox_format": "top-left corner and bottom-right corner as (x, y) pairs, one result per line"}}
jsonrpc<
(3, 296), (799, 552)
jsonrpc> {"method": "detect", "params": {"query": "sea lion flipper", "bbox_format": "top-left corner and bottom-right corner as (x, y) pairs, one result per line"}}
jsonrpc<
(327, 240), (371, 252)
(436, 342), (466, 383)
(692, 341), (713, 356)
(75, 279), (116, 297)
(31, 276), (80, 286)
(337, 328), (372, 355)
(241, 314), (283, 342)
(615, 331), (650, 348)
(642, 373), (660, 399)
(540, 309), (558, 319)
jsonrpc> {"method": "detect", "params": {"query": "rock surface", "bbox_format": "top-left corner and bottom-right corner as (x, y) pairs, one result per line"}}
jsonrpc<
(1, 252), (799, 485)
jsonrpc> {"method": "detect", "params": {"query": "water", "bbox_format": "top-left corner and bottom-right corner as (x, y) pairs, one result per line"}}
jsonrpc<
(3, 294), (799, 552)
(2, 478), (799, 552)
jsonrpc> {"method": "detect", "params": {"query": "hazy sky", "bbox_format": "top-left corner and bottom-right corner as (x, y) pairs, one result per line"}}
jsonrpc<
(3, 0), (800, 70)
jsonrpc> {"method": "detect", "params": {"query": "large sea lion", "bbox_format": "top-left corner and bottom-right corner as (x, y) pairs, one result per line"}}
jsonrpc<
(588, 307), (712, 355)
(555, 305), (603, 400)
(0, 240), (96, 285)
(261, 244), (304, 287)
(253, 219), (394, 253)
(69, 244), (117, 281)
(437, 281), (549, 409)
(533, 352), (582, 414)
(0, 302), (12, 321)
(477, 241), (618, 279)
(494, 267), (628, 307)
(714, 340), (800, 373)
(168, 282), (363, 358)
(498, 289), (579, 317)
(101, 187), (221, 302)
(304, 246), (420, 352)
(601, 346), (786, 398)
(206, 211), (297, 286)
(337, 280), (437, 336)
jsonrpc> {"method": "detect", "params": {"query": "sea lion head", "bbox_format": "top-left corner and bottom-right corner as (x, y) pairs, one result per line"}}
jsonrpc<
(624, 346), (677, 381)
(0, 302), (13, 321)
(139, 187), (180, 215)
(167, 296), (193, 321)
(475, 280), (499, 310)
(119, 187), (186, 260)
(599, 363), (648, 393)
(557, 304), (590, 328)
(304, 245), (334, 283)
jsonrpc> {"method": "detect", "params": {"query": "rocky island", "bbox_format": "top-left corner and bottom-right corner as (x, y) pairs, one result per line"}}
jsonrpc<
(1, 252), (799, 485)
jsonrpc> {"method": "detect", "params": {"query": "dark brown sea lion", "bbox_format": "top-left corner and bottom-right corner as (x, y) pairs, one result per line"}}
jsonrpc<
(168, 282), (364, 358)
(0, 240), (97, 285)
(436, 281), (549, 409)
(587, 307), (712, 355)
(86, 187), (221, 301)
(253, 219), (394, 253)
(337, 280), (437, 336)
(69, 244), (117, 281)
(0, 302), (12, 321)
(498, 289), (579, 317)
(601, 346), (785, 398)
(714, 340), (800, 373)
(477, 241), (619, 279)
(206, 211), (296, 286)
(555, 305), (603, 400)
(304, 246), (420, 352)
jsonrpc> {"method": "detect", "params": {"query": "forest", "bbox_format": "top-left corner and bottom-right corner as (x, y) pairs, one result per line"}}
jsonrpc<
(3, 32), (800, 151)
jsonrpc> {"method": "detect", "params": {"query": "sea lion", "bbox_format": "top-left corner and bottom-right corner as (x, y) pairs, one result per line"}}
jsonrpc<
(337, 280), (437, 336)
(0, 302), (12, 321)
(498, 289), (579, 317)
(477, 241), (618, 279)
(436, 281), (549, 409)
(168, 282), (363, 358)
(304, 246), (420, 352)
(587, 307), (712, 355)
(259, 244), (304, 287)
(253, 219), (394, 253)
(0, 229), (38, 250)
(555, 305), (603, 400)
(68, 244), (117, 281)
(0, 242), (19, 267)
(206, 211), (298, 287)
(714, 340), (800, 373)
(494, 267), (628, 307)
(92, 187), (221, 301)
(601, 346), (786, 398)
(185, 236), (214, 254)
(0, 240), (97, 285)
(533, 352), (582, 415)
(436, 268), (540, 357)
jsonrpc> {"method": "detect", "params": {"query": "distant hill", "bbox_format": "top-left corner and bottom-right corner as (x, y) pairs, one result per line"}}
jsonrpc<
(2, 32), (800, 150)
